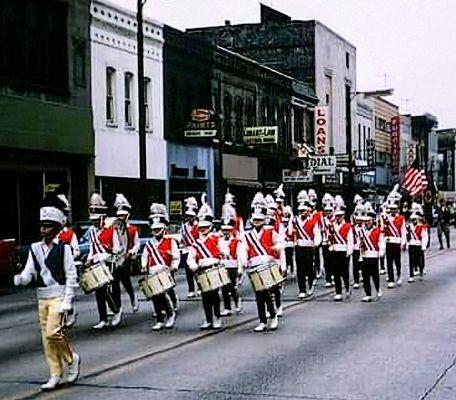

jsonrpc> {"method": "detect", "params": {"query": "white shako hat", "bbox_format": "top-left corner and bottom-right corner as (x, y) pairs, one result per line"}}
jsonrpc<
(197, 193), (214, 228)
(184, 196), (198, 217)
(353, 194), (364, 205)
(322, 193), (334, 211)
(410, 202), (424, 219)
(308, 188), (318, 202)
(89, 193), (108, 220)
(224, 188), (236, 206)
(149, 203), (168, 229)
(297, 190), (310, 211)
(334, 195), (346, 216)
(114, 193), (132, 216)
(221, 203), (236, 230)
(265, 194), (277, 213)
(56, 194), (70, 214)
(274, 184), (286, 203)
(387, 184), (401, 210)
(364, 202), (376, 219)
(40, 206), (65, 226)
(251, 192), (267, 220)
(353, 203), (366, 220)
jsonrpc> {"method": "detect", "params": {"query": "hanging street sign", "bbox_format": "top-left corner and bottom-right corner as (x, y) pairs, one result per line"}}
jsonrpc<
(307, 155), (336, 175)
(184, 109), (217, 138)
(243, 126), (278, 145)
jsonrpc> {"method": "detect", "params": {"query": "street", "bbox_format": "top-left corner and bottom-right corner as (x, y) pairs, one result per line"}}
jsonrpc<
(0, 235), (455, 400)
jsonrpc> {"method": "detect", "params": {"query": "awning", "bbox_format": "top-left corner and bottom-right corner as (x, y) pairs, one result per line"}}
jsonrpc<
(226, 178), (262, 188)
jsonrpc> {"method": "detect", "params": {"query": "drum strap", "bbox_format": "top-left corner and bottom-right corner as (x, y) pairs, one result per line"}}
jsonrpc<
(146, 241), (166, 266)
(294, 217), (311, 241)
(182, 223), (196, 246)
(194, 239), (213, 259)
(90, 228), (106, 255)
(245, 231), (267, 256)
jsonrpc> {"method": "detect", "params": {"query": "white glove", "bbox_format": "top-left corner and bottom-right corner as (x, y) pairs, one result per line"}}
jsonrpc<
(13, 275), (22, 286)
(60, 299), (73, 313)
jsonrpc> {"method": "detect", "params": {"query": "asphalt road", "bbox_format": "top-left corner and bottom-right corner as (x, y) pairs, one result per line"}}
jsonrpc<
(1, 231), (455, 400)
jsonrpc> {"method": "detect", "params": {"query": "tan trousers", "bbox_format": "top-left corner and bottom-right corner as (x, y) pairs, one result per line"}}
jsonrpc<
(38, 298), (73, 377)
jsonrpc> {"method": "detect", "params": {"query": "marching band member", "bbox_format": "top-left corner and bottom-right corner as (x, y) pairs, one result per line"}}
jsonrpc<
(274, 184), (286, 221)
(383, 186), (406, 288)
(244, 193), (285, 332)
(330, 196), (354, 302)
(141, 204), (179, 331)
(14, 205), (80, 390)
(378, 202), (389, 275)
(407, 204), (428, 282)
(321, 193), (335, 287)
(282, 206), (295, 278)
(289, 191), (321, 299)
(223, 189), (244, 236)
(180, 197), (199, 298)
(352, 201), (366, 290)
(308, 189), (322, 279)
(113, 194), (139, 313)
(219, 204), (247, 315)
(187, 195), (223, 330)
(360, 203), (384, 302)
(86, 194), (122, 330)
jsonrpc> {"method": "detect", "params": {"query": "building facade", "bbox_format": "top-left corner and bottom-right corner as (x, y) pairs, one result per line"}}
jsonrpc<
(355, 94), (375, 188)
(90, 0), (167, 217)
(0, 0), (93, 244)
(399, 114), (415, 176)
(437, 128), (456, 198)
(187, 4), (357, 156)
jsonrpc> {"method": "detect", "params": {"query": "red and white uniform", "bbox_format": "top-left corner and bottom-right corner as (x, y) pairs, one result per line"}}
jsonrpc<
(244, 226), (285, 271)
(58, 227), (80, 258)
(126, 224), (140, 256)
(180, 221), (199, 254)
(321, 215), (334, 246)
(141, 235), (180, 274)
(407, 223), (428, 250)
(218, 234), (247, 273)
(188, 233), (222, 270)
(352, 223), (364, 251)
(330, 220), (354, 255)
(383, 214), (406, 245)
(361, 226), (385, 258)
(289, 215), (322, 248)
(87, 224), (121, 264)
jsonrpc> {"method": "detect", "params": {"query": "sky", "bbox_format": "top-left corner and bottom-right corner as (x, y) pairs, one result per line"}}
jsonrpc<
(109, 0), (456, 129)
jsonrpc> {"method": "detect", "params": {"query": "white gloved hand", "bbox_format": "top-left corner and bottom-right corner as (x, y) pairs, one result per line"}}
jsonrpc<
(60, 298), (73, 313)
(13, 275), (22, 286)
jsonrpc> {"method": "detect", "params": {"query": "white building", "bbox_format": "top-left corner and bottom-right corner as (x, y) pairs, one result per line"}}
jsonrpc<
(355, 94), (375, 187)
(90, 0), (167, 214)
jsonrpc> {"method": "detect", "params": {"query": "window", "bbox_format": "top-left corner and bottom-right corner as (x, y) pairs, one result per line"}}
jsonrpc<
(144, 77), (151, 130)
(358, 123), (361, 157)
(235, 96), (244, 143)
(362, 125), (366, 159)
(345, 52), (350, 69)
(124, 72), (134, 127)
(106, 67), (116, 124)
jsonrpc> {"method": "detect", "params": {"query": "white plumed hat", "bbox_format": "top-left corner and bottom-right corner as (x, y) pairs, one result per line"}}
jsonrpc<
(114, 193), (132, 216)
(40, 206), (65, 226)
(89, 193), (107, 220)
(197, 193), (214, 227)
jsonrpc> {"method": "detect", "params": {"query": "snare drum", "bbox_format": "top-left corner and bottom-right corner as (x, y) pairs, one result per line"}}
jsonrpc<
(79, 263), (114, 294)
(196, 265), (231, 293)
(248, 263), (284, 292)
(139, 269), (175, 299)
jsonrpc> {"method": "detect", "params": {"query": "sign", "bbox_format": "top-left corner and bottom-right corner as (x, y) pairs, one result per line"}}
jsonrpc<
(282, 169), (313, 183)
(407, 144), (416, 167)
(169, 201), (182, 215)
(314, 106), (328, 154)
(307, 155), (336, 175)
(243, 126), (278, 145)
(184, 109), (217, 138)
(390, 116), (401, 178)
(366, 139), (375, 167)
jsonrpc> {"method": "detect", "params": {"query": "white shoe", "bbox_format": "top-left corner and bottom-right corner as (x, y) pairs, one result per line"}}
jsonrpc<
(276, 306), (283, 318)
(187, 292), (196, 299)
(165, 314), (176, 329)
(353, 283), (360, 289)
(298, 292), (307, 299)
(380, 269), (386, 275)
(110, 310), (122, 327)
(333, 294), (343, 302)
(152, 322), (164, 331)
(212, 318), (222, 329)
(397, 277), (403, 286)
(324, 282), (333, 288)
(220, 309), (232, 316)
(199, 321), (212, 330)
(345, 290), (351, 299)
(408, 277), (415, 283)
(67, 353), (80, 383)
(92, 321), (108, 330)
(376, 289), (383, 299)
(361, 296), (372, 302)
(269, 316), (279, 331)
(254, 322), (267, 332)
(307, 285), (315, 296)
(387, 282), (396, 289)
(41, 376), (61, 391)
(131, 295), (139, 313)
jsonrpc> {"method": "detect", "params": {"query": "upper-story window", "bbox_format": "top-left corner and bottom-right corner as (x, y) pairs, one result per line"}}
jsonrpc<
(345, 52), (350, 69)
(144, 77), (151, 130)
(106, 67), (116, 124)
(124, 72), (134, 127)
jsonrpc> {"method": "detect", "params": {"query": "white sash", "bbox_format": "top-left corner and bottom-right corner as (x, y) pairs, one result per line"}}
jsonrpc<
(245, 230), (267, 256)
(388, 217), (400, 237)
(294, 216), (312, 241)
(194, 238), (213, 259)
(146, 240), (166, 266)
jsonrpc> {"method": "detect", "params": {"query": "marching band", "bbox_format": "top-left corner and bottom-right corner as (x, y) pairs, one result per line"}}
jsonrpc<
(13, 184), (435, 391)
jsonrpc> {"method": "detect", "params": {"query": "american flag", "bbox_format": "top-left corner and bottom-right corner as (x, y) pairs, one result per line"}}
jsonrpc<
(403, 159), (428, 196)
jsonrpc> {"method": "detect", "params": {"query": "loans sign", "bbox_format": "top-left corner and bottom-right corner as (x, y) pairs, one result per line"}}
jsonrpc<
(315, 106), (328, 154)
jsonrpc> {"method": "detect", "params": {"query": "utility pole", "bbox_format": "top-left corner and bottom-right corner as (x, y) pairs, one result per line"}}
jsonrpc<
(137, 0), (147, 185)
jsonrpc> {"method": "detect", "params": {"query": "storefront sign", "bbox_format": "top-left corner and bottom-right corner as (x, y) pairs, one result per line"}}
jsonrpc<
(243, 126), (278, 145)
(184, 109), (217, 138)
(366, 139), (375, 167)
(315, 106), (328, 154)
(307, 155), (336, 175)
(282, 169), (313, 183)
(169, 201), (182, 215)
(390, 116), (401, 178)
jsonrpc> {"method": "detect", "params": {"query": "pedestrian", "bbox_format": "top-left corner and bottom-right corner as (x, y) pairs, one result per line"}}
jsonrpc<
(329, 195), (354, 302)
(14, 205), (80, 391)
(407, 204), (428, 282)
(359, 203), (384, 302)
(436, 199), (451, 249)
(141, 203), (179, 331)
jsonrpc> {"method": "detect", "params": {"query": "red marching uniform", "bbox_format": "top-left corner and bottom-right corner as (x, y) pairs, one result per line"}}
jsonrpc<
(360, 225), (385, 299)
(58, 227), (80, 258)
